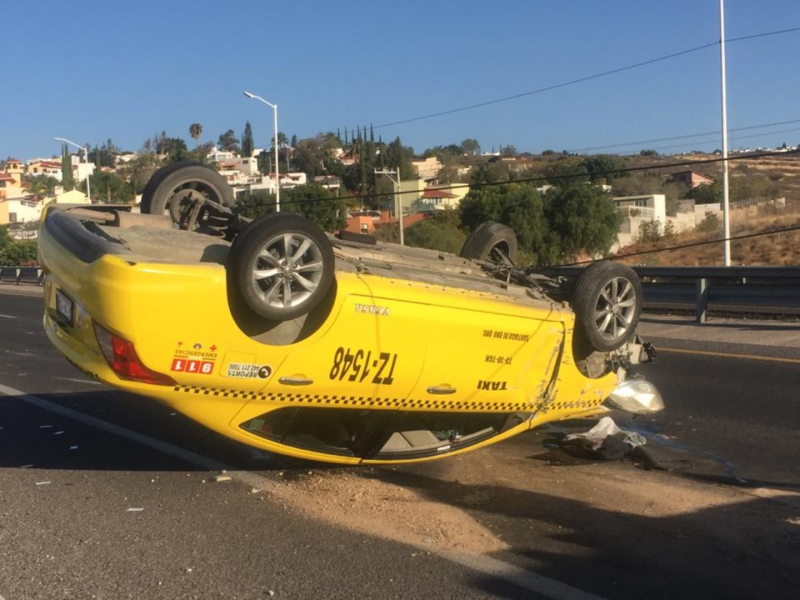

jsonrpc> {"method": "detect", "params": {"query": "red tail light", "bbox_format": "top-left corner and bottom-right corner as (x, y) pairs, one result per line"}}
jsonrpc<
(93, 323), (176, 386)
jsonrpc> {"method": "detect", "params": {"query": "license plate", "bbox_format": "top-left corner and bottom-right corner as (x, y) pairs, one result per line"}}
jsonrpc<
(55, 289), (74, 326)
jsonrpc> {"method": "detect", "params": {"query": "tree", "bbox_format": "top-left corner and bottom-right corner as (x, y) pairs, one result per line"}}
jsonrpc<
(218, 130), (240, 153)
(460, 182), (555, 264)
(25, 175), (58, 199)
(461, 138), (481, 156)
(385, 137), (418, 180)
(543, 184), (622, 260)
(237, 190), (276, 219)
(0, 224), (11, 249)
(157, 137), (189, 162)
(0, 239), (38, 266)
(291, 134), (298, 148)
(500, 145), (518, 158)
(281, 184), (347, 231)
(61, 144), (75, 191)
(81, 171), (134, 203)
(691, 180), (722, 204)
(583, 154), (628, 183)
(189, 123), (203, 149)
(242, 121), (254, 158)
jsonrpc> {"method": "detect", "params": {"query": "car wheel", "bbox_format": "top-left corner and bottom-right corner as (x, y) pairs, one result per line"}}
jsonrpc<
(140, 163), (235, 232)
(228, 213), (335, 321)
(460, 222), (518, 265)
(572, 261), (642, 352)
(140, 161), (204, 214)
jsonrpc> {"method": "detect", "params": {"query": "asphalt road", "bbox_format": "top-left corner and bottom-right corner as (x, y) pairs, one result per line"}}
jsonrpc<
(1, 289), (799, 599)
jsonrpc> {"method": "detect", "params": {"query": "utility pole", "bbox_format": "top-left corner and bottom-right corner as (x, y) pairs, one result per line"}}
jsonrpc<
(375, 168), (404, 245)
(719, 0), (731, 266)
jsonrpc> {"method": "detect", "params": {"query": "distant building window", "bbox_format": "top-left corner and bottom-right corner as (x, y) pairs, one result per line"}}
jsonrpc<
(9, 212), (17, 222)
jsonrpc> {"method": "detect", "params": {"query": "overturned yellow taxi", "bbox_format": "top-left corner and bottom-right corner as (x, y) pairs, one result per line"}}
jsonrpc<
(38, 165), (662, 465)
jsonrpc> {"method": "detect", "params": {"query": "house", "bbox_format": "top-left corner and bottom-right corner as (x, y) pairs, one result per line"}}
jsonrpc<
(0, 173), (23, 200)
(0, 195), (43, 227)
(419, 188), (458, 210)
(5, 158), (24, 181)
(53, 189), (88, 205)
(27, 159), (63, 180)
(613, 194), (667, 249)
(671, 170), (713, 189)
(410, 157), (442, 181)
(312, 175), (341, 193)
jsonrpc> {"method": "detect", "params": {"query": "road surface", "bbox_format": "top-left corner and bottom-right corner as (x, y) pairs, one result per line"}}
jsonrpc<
(1, 290), (799, 599)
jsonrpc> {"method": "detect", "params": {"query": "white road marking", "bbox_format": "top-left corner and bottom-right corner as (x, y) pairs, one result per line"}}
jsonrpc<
(0, 314), (17, 319)
(0, 382), (603, 600)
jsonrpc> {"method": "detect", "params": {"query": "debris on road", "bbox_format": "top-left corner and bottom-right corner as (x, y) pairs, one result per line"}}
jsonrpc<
(560, 416), (646, 460)
(39, 425), (52, 429)
(126, 508), (145, 512)
(70, 445), (79, 450)
(53, 430), (65, 435)
(35, 481), (51, 486)
(214, 475), (232, 483)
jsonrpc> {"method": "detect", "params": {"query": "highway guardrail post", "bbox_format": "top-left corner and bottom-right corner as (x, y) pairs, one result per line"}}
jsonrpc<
(696, 277), (709, 323)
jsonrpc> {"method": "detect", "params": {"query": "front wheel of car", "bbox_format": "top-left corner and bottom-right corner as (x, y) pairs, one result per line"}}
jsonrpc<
(228, 214), (335, 322)
(572, 261), (643, 352)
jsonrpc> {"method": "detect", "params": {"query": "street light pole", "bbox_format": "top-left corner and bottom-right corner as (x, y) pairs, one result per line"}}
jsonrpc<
(243, 91), (280, 212)
(54, 137), (91, 202)
(719, 0), (731, 266)
(375, 168), (404, 245)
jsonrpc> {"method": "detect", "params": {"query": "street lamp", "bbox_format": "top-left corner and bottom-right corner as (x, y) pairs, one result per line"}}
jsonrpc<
(719, 0), (732, 266)
(243, 91), (280, 212)
(54, 137), (91, 202)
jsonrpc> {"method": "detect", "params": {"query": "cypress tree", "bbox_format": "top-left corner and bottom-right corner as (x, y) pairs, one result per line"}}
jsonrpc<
(242, 121), (254, 158)
(61, 144), (75, 191)
(370, 124), (374, 142)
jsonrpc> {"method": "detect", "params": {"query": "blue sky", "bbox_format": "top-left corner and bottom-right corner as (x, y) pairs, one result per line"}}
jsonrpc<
(3, 0), (800, 160)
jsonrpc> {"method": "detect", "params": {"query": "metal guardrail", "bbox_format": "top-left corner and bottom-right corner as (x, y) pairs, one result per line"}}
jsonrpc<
(0, 267), (44, 286)
(545, 266), (800, 322)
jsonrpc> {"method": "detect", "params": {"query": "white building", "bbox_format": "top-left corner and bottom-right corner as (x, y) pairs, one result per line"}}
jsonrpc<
(613, 194), (667, 250)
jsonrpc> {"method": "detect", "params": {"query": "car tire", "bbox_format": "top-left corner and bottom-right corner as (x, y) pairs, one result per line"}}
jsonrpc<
(140, 163), (235, 224)
(140, 161), (204, 214)
(460, 222), (518, 264)
(572, 261), (643, 352)
(228, 213), (335, 321)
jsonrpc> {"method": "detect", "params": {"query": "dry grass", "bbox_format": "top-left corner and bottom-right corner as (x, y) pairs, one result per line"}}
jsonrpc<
(615, 206), (800, 267)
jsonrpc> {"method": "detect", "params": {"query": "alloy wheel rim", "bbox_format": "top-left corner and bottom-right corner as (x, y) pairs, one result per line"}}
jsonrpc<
(251, 232), (325, 308)
(594, 277), (636, 341)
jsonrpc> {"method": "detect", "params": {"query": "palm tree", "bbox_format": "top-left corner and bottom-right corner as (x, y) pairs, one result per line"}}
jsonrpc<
(189, 123), (203, 151)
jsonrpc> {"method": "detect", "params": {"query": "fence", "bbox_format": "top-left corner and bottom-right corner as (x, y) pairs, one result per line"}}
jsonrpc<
(0, 267), (44, 286)
(545, 266), (800, 322)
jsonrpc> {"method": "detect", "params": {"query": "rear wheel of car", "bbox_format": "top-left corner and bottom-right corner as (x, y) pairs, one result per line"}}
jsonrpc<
(459, 222), (518, 265)
(228, 214), (335, 321)
(140, 163), (235, 233)
(572, 261), (642, 352)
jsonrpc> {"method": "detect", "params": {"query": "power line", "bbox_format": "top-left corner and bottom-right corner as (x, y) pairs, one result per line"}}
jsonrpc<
(361, 26), (800, 131)
(255, 148), (799, 209)
(620, 126), (800, 154)
(570, 117), (800, 153)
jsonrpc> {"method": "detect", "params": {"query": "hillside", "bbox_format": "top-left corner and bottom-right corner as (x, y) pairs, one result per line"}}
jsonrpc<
(614, 206), (800, 266)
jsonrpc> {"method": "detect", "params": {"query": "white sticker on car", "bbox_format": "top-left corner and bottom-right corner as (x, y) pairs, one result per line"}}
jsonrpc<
(226, 363), (272, 379)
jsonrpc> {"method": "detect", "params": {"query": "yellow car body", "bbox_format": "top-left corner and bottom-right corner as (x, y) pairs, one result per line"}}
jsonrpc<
(38, 206), (623, 465)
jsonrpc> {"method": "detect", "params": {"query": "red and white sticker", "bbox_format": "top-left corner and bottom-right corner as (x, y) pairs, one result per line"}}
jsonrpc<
(171, 358), (214, 375)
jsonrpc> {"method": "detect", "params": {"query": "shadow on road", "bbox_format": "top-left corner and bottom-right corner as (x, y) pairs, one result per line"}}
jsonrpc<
(0, 390), (307, 472)
(370, 469), (800, 600)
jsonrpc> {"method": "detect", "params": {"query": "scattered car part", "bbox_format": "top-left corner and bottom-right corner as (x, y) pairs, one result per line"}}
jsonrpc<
(607, 379), (665, 414)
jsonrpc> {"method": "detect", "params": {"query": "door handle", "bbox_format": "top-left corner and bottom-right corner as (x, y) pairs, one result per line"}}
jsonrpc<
(279, 376), (314, 386)
(427, 385), (456, 395)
